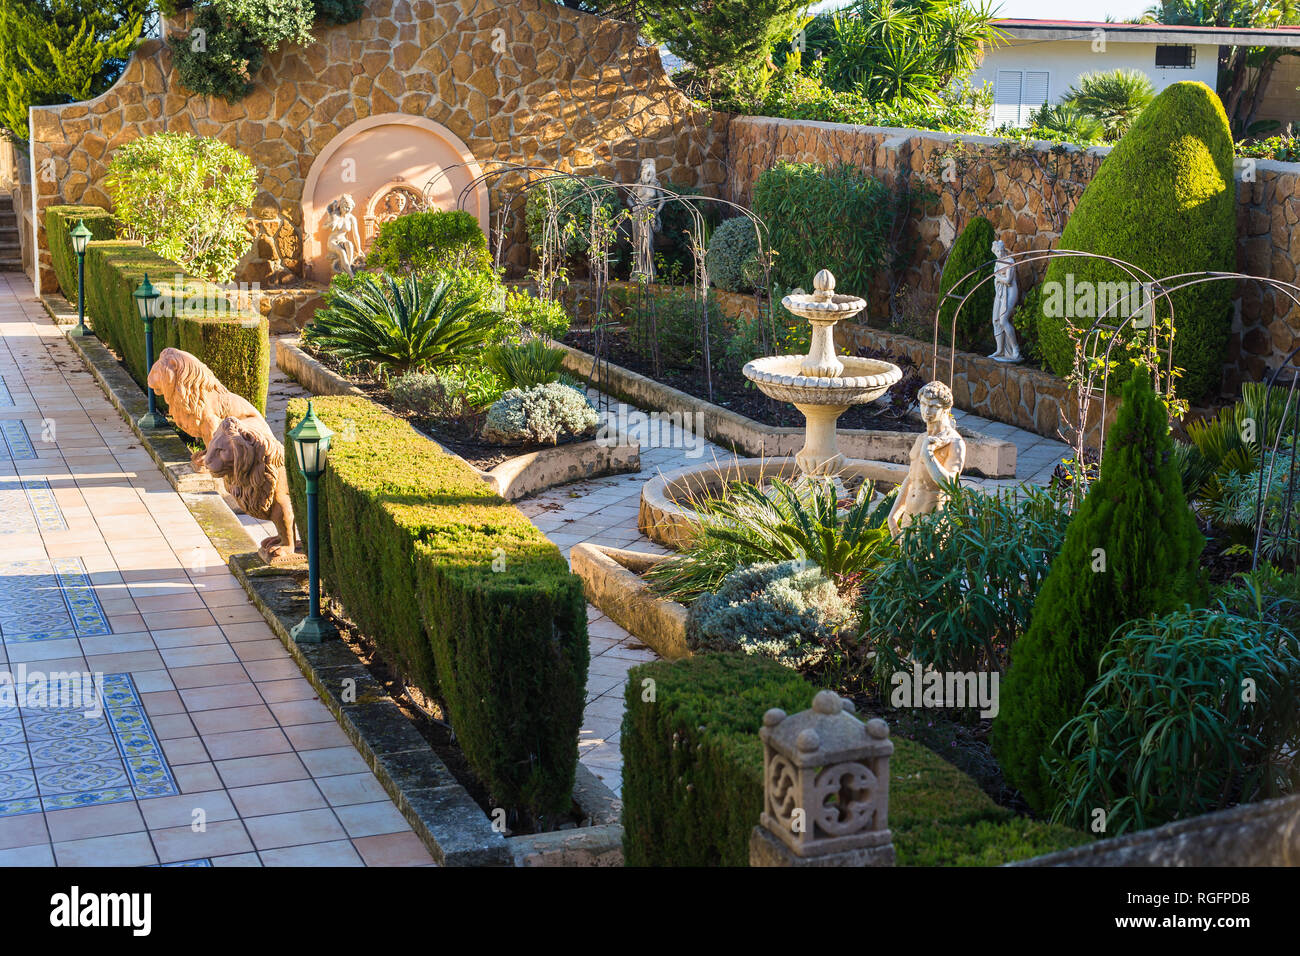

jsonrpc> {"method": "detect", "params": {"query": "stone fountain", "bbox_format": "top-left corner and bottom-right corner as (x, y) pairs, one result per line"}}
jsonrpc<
(742, 270), (902, 477)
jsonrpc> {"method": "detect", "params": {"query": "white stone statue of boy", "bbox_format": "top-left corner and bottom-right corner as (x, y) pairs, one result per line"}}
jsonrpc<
(888, 380), (967, 537)
(628, 159), (667, 280)
(325, 194), (364, 276)
(989, 238), (1021, 363)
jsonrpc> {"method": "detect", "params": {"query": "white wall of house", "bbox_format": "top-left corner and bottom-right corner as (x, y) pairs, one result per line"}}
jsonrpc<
(971, 39), (1220, 127)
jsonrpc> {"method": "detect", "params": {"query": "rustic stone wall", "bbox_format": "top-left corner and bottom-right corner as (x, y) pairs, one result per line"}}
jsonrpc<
(726, 114), (1300, 397)
(28, 0), (729, 296)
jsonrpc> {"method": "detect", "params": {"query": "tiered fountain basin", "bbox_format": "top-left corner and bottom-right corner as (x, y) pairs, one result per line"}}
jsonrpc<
(638, 456), (910, 550)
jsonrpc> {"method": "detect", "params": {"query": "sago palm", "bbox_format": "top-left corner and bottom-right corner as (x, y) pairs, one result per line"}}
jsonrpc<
(1063, 68), (1155, 139)
(306, 272), (500, 376)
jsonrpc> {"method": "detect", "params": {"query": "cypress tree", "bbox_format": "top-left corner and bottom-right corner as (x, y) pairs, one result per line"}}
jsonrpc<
(936, 215), (996, 350)
(993, 370), (1205, 812)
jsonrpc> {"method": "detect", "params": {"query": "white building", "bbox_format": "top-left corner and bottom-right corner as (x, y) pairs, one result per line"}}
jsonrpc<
(973, 19), (1300, 128)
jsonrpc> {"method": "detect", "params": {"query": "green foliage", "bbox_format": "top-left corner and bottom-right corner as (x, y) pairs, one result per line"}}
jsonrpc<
(994, 372), (1206, 812)
(388, 370), (475, 419)
(169, 4), (264, 103)
(44, 204), (116, 301)
(935, 216), (995, 349)
(285, 396), (588, 820)
(499, 287), (570, 342)
(1207, 438), (1300, 564)
(706, 216), (762, 294)
(0, 0), (146, 139)
(482, 339), (566, 390)
(481, 382), (598, 445)
(524, 176), (623, 257)
(647, 477), (894, 602)
(621, 654), (1086, 866)
(104, 131), (257, 283)
(213, 0), (314, 49)
(71, 228), (268, 412)
(821, 0), (1000, 104)
(1236, 130), (1300, 162)
(1011, 282), (1043, 364)
(687, 560), (857, 670)
(1050, 608), (1300, 835)
(866, 483), (1072, 680)
(311, 0), (364, 24)
(1176, 382), (1300, 505)
(638, 0), (807, 97)
(1062, 68), (1156, 140)
(304, 272), (501, 376)
(751, 161), (894, 300)
(365, 210), (493, 276)
(1025, 103), (1106, 145)
(722, 281), (812, 372)
(1035, 81), (1236, 403)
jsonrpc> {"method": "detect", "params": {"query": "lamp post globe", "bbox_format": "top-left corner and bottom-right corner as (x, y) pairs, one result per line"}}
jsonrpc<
(134, 274), (168, 430)
(69, 220), (92, 338)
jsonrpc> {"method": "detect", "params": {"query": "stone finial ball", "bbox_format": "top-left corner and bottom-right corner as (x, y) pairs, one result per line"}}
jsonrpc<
(763, 708), (787, 727)
(866, 718), (890, 739)
(796, 728), (821, 752)
(812, 690), (842, 715)
(813, 269), (835, 294)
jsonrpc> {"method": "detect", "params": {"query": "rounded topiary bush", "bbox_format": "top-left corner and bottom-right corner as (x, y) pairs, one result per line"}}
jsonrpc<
(366, 210), (492, 276)
(686, 560), (856, 670)
(936, 216), (997, 350)
(1035, 81), (1236, 402)
(706, 216), (762, 293)
(482, 382), (599, 445)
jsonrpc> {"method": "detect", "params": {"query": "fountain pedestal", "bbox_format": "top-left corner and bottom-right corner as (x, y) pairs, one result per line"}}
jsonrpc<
(743, 270), (902, 480)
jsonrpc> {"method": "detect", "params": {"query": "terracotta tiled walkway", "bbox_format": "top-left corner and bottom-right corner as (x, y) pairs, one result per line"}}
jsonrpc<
(0, 275), (432, 866)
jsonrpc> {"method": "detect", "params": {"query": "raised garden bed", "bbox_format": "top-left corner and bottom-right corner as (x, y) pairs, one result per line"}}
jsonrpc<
(275, 337), (639, 500)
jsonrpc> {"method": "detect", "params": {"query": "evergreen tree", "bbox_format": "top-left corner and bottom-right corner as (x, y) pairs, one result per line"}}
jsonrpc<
(993, 370), (1206, 812)
(0, 0), (147, 139)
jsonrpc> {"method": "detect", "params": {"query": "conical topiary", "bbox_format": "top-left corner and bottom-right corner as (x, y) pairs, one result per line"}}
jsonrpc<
(936, 216), (997, 351)
(993, 370), (1206, 812)
(1035, 81), (1236, 402)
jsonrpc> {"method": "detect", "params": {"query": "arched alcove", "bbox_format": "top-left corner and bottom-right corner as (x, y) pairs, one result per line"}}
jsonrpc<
(300, 113), (490, 281)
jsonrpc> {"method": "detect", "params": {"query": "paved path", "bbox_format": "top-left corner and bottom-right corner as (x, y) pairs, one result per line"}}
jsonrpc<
(0, 276), (433, 866)
(518, 389), (1071, 797)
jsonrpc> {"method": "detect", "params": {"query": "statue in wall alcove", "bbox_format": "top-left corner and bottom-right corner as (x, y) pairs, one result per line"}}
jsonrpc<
(202, 416), (297, 563)
(146, 348), (297, 561)
(628, 158), (667, 281)
(989, 239), (1022, 364)
(325, 194), (365, 275)
(887, 380), (966, 537)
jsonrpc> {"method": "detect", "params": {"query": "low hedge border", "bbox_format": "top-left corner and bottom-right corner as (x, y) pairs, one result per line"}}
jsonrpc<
(46, 206), (269, 415)
(46, 204), (116, 304)
(285, 395), (589, 821)
(622, 654), (1088, 866)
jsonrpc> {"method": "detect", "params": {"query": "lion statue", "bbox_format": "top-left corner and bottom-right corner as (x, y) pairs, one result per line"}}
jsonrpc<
(202, 416), (297, 560)
(147, 348), (264, 471)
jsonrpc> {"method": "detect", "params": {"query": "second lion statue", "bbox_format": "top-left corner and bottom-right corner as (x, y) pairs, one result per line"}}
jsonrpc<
(147, 347), (296, 560)
(203, 417), (297, 561)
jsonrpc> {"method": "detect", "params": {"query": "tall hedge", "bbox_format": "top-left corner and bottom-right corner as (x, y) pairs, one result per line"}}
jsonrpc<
(79, 238), (268, 414)
(751, 161), (894, 299)
(993, 371), (1206, 812)
(1035, 81), (1236, 402)
(622, 654), (1087, 866)
(45, 205), (116, 301)
(936, 216), (996, 350)
(285, 396), (589, 820)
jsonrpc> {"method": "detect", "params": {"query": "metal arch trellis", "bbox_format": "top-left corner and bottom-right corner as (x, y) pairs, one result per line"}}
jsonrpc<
(1255, 343), (1300, 570)
(421, 162), (779, 406)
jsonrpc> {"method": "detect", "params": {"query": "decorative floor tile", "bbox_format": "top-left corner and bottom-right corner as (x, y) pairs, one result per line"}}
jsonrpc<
(0, 479), (66, 535)
(22, 480), (66, 532)
(0, 376), (13, 408)
(0, 557), (110, 644)
(156, 858), (212, 867)
(0, 421), (34, 461)
(0, 673), (180, 818)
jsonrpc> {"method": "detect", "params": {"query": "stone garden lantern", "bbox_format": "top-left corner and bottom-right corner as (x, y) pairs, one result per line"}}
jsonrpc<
(751, 690), (895, 867)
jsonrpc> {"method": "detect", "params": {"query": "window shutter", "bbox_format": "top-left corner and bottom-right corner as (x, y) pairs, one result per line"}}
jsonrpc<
(1022, 71), (1051, 124)
(994, 70), (1023, 127)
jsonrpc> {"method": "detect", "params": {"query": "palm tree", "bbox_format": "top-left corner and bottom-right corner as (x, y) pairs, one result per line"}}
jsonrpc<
(1028, 103), (1106, 144)
(1063, 69), (1156, 139)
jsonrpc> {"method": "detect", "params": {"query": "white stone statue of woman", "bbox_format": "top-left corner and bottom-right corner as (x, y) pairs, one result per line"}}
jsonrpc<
(628, 159), (666, 281)
(325, 194), (364, 276)
(887, 381), (967, 537)
(989, 239), (1021, 363)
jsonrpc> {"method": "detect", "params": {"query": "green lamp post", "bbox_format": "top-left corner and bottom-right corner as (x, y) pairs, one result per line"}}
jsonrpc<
(69, 219), (92, 337)
(133, 274), (167, 430)
(288, 400), (335, 644)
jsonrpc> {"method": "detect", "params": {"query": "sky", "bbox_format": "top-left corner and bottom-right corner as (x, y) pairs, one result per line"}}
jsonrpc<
(809, 0), (1155, 19)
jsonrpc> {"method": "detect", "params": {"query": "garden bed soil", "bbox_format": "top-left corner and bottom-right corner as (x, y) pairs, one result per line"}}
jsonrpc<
(563, 327), (923, 434)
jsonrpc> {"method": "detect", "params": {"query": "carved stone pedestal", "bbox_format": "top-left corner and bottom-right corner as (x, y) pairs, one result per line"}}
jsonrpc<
(749, 825), (895, 867)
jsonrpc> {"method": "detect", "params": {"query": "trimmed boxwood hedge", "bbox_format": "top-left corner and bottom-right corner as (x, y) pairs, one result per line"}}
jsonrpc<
(936, 216), (996, 351)
(622, 654), (1087, 866)
(45, 205), (117, 302)
(284, 396), (589, 819)
(47, 205), (269, 415)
